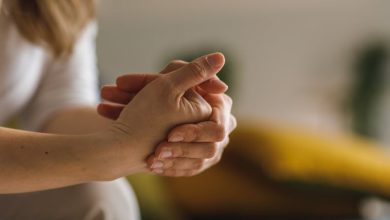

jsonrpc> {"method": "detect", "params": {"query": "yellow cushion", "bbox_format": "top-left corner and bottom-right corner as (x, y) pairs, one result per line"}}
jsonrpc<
(230, 121), (390, 196)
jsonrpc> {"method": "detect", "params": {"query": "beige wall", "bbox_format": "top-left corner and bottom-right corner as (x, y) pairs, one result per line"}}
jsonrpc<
(97, 0), (390, 132)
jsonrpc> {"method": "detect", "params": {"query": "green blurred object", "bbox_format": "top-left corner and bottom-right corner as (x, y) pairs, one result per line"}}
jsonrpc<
(350, 42), (389, 137)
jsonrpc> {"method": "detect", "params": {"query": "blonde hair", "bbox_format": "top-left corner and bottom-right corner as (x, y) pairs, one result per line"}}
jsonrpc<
(6, 0), (96, 57)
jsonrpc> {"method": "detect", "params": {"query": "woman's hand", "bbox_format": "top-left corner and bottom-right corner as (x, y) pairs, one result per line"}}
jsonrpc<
(147, 60), (236, 177)
(100, 53), (226, 177)
(99, 54), (237, 177)
(147, 92), (236, 176)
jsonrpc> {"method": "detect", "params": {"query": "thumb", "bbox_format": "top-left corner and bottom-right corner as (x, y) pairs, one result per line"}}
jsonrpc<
(166, 52), (225, 94)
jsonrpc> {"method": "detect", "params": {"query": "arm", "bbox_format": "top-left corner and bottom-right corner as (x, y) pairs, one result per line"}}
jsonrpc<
(0, 22), (127, 193)
(0, 52), (224, 193)
(0, 126), (122, 193)
(0, 106), (152, 193)
(41, 107), (111, 134)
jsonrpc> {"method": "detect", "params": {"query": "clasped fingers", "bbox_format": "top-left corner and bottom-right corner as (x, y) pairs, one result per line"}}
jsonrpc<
(146, 141), (223, 177)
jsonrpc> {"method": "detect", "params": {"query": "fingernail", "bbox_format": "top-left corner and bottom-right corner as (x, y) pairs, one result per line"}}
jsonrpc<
(153, 169), (163, 174)
(159, 150), (172, 159)
(169, 134), (184, 142)
(151, 161), (164, 169)
(206, 53), (224, 69)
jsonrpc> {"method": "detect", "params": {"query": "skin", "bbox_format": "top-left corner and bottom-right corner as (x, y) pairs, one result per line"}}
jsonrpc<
(99, 60), (237, 177)
(0, 52), (231, 193)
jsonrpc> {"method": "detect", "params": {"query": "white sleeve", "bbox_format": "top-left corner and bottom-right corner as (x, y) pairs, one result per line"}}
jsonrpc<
(21, 22), (100, 131)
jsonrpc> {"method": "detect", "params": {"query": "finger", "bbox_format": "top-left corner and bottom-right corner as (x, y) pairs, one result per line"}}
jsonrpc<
(202, 93), (225, 112)
(97, 102), (125, 120)
(116, 73), (158, 93)
(204, 94), (232, 124)
(167, 94), (232, 142)
(146, 155), (202, 176)
(151, 168), (199, 177)
(101, 85), (135, 104)
(219, 136), (230, 150)
(148, 157), (204, 170)
(160, 60), (188, 74)
(166, 52), (225, 93)
(229, 114), (238, 133)
(153, 142), (218, 159)
(167, 121), (226, 142)
(198, 77), (228, 94)
(160, 60), (227, 93)
(214, 95), (235, 135)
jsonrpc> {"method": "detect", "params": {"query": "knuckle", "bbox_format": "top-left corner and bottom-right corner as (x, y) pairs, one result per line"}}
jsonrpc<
(215, 124), (227, 141)
(224, 94), (233, 106)
(165, 160), (174, 169)
(206, 143), (218, 158)
(175, 146), (189, 157)
(223, 137), (230, 148)
(166, 60), (181, 69)
(194, 159), (204, 170)
(188, 62), (207, 81)
(230, 115), (237, 130)
(199, 103), (212, 119)
(171, 146), (181, 157)
(185, 124), (199, 142)
(215, 154), (222, 163)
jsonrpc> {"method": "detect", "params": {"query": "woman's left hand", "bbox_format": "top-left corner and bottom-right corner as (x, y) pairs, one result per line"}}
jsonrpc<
(98, 60), (237, 177)
(147, 92), (236, 176)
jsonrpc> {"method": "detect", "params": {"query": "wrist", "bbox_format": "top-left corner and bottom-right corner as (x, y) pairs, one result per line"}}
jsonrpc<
(73, 132), (116, 181)
(86, 124), (151, 181)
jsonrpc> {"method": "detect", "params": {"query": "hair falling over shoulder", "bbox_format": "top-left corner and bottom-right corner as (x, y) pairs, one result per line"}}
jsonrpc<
(7, 0), (96, 58)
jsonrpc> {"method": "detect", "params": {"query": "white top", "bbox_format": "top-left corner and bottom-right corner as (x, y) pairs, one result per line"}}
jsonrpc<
(0, 14), (99, 131)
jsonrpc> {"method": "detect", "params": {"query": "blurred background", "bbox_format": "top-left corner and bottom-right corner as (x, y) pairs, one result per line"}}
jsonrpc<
(96, 1), (390, 220)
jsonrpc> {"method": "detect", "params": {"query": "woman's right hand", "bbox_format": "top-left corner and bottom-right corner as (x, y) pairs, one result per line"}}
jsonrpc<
(103, 52), (225, 177)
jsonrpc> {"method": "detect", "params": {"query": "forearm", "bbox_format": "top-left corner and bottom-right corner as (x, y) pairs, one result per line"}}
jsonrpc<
(0, 127), (122, 193)
(42, 107), (152, 174)
(41, 107), (112, 134)
(0, 107), (150, 193)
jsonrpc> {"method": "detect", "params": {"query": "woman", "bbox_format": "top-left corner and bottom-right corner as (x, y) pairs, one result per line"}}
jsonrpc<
(0, 0), (236, 219)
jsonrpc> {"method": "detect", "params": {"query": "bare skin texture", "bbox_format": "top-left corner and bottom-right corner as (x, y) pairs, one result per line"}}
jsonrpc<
(0, 52), (236, 193)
